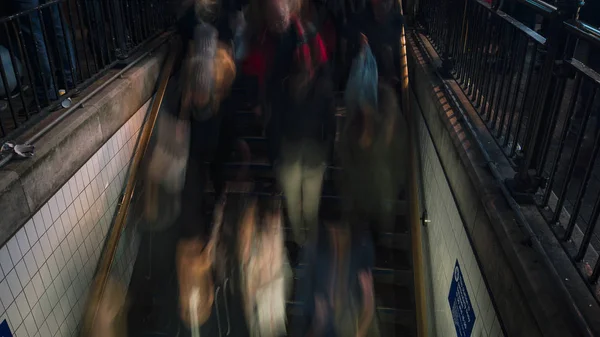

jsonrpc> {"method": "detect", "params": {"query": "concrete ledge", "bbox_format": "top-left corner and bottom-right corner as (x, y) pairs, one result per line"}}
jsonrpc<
(0, 40), (170, 247)
(407, 32), (596, 336)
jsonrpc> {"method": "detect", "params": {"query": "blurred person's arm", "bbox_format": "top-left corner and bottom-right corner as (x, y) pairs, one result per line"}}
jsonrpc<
(357, 270), (375, 337)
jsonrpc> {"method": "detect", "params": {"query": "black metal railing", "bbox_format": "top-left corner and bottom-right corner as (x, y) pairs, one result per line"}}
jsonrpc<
(0, 0), (175, 139)
(418, 0), (600, 303)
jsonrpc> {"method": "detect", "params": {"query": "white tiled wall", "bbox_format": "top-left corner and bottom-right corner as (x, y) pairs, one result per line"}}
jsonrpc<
(418, 112), (504, 337)
(0, 101), (150, 337)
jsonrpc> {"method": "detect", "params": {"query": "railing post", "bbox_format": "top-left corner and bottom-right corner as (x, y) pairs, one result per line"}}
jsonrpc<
(439, 0), (455, 77)
(506, 0), (581, 203)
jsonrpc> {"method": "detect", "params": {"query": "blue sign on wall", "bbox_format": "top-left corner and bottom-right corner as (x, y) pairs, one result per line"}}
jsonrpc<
(448, 260), (476, 337)
(0, 319), (12, 337)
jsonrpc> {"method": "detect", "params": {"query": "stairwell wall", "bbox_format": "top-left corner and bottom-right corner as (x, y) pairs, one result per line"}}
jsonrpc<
(0, 102), (148, 337)
(0, 39), (169, 337)
(416, 94), (503, 337)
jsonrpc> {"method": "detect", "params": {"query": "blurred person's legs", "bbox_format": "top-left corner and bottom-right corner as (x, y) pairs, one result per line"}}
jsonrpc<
(277, 139), (327, 246)
(301, 160), (326, 243)
(14, 0), (77, 106)
(277, 150), (304, 244)
(179, 156), (209, 239)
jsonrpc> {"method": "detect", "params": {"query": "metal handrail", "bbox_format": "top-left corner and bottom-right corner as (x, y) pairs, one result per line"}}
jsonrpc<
(80, 37), (182, 337)
(514, 0), (558, 17)
(564, 19), (600, 47)
(399, 0), (428, 336)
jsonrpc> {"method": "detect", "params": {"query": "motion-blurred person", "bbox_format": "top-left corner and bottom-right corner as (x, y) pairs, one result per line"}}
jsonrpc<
(339, 72), (408, 244)
(238, 197), (292, 337)
(342, 0), (403, 85)
(12, 0), (78, 110)
(292, 222), (379, 337)
(84, 278), (129, 337)
(147, 3), (236, 238)
(241, 0), (335, 253)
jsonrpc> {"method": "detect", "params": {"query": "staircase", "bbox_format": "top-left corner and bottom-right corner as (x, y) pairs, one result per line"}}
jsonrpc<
(125, 84), (417, 336)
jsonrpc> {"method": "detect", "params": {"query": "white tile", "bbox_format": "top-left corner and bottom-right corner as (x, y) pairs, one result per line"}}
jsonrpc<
(83, 239), (93, 262)
(23, 313), (36, 337)
(85, 187), (95, 209)
(31, 274), (43, 303)
(66, 208), (77, 234)
(53, 277), (65, 301)
(48, 197), (60, 223)
(59, 213), (71, 239)
(79, 192), (89, 213)
(31, 302), (44, 329)
(32, 212), (46, 240)
(38, 293), (51, 319)
(68, 180), (78, 207)
(81, 165), (90, 188)
(46, 227), (59, 253)
(0, 278), (14, 309)
(59, 321), (70, 337)
(65, 234), (76, 261)
(58, 295), (70, 322)
(65, 286), (75, 310)
(46, 256), (59, 281)
(46, 310), (59, 336)
(15, 322), (29, 337)
(37, 321), (50, 337)
(476, 285), (491, 324)
(16, 233), (30, 259)
(72, 227), (83, 253)
(93, 155), (102, 177)
(15, 291), (30, 320)
(52, 306), (65, 330)
(62, 184), (73, 207)
(55, 189), (66, 217)
(73, 197), (83, 222)
(74, 173), (84, 197)
(59, 244), (71, 267)
(6, 269), (23, 297)
(23, 282), (37, 312)
(52, 252), (65, 279)
(67, 311), (77, 337)
(23, 251), (37, 280)
(15, 260), (31, 287)
(45, 283), (58, 311)
(57, 271), (68, 297)
(0, 246), (14, 277)
(40, 205), (52, 231)
(7, 237), (23, 266)
(109, 137), (118, 159)
(86, 159), (96, 181)
(24, 221), (38, 248)
(483, 299), (497, 333)
(38, 235), (51, 262)
(6, 301), (22, 330)
(64, 260), (74, 286)
(72, 251), (82, 275)
(38, 264), (52, 290)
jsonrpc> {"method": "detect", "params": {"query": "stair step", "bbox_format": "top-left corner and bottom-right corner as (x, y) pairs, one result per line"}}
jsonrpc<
(285, 301), (414, 325)
(205, 190), (408, 216)
(293, 265), (413, 286)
